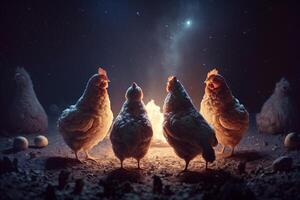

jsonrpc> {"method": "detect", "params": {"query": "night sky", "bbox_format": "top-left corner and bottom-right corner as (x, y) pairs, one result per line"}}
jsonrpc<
(0, 0), (299, 115)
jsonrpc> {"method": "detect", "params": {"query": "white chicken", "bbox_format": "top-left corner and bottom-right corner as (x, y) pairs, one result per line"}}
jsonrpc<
(58, 68), (113, 162)
(163, 76), (217, 171)
(256, 78), (298, 134)
(110, 83), (153, 169)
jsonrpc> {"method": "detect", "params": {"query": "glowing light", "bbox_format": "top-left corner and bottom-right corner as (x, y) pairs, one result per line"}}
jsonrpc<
(145, 100), (168, 145)
(185, 20), (192, 27)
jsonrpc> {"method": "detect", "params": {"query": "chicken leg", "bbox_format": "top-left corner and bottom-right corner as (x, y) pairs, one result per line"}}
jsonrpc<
(120, 160), (124, 169)
(230, 147), (235, 156)
(183, 160), (190, 172)
(137, 159), (141, 169)
(75, 151), (83, 163)
(84, 150), (98, 163)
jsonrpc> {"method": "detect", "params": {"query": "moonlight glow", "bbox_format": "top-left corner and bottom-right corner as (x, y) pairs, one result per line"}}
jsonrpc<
(185, 20), (192, 27)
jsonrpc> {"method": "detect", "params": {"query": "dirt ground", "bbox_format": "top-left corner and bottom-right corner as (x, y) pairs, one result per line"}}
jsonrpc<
(0, 117), (300, 200)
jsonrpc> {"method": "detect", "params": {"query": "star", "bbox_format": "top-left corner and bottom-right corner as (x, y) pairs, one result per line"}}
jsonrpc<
(185, 20), (192, 27)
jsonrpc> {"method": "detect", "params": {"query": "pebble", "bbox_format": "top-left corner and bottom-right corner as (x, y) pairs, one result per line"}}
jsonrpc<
(45, 184), (57, 200)
(13, 136), (29, 151)
(272, 156), (293, 172)
(153, 175), (163, 194)
(237, 161), (246, 174)
(284, 132), (300, 150)
(34, 135), (48, 148)
(29, 152), (37, 159)
(58, 170), (71, 189)
(0, 157), (17, 174)
(73, 178), (85, 195)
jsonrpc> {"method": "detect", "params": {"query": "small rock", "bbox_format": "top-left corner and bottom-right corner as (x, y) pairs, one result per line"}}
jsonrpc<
(153, 175), (163, 194)
(58, 170), (71, 189)
(34, 135), (48, 148)
(272, 156), (293, 172)
(121, 181), (133, 193)
(29, 152), (37, 159)
(164, 185), (173, 195)
(219, 181), (255, 200)
(284, 132), (300, 150)
(13, 136), (29, 150)
(0, 156), (17, 174)
(45, 184), (57, 200)
(272, 144), (279, 151)
(237, 161), (246, 174)
(73, 178), (84, 195)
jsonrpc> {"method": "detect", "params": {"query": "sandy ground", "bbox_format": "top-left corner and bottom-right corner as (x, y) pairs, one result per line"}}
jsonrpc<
(0, 116), (300, 200)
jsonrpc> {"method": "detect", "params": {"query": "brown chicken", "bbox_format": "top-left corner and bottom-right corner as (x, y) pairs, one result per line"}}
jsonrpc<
(200, 69), (249, 156)
(163, 76), (217, 171)
(110, 83), (153, 169)
(58, 68), (113, 162)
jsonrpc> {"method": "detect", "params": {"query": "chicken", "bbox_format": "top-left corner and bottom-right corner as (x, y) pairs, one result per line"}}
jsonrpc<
(200, 69), (249, 156)
(58, 68), (113, 162)
(0, 67), (48, 135)
(163, 76), (217, 171)
(110, 83), (153, 169)
(256, 78), (298, 134)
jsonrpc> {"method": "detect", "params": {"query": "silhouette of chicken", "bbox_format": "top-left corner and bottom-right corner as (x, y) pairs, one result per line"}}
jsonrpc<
(256, 78), (298, 134)
(200, 69), (249, 156)
(58, 68), (113, 162)
(163, 76), (217, 171)
(110, 83), (153, 169)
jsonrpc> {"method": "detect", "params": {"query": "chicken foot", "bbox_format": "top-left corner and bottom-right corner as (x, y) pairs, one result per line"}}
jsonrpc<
(84, 150), (98, 163)
(75, 151), (84, 163)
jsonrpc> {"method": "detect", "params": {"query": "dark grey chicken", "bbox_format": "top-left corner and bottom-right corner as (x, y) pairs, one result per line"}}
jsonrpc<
(110, 83), (153, 169)
(163, 76), (217, 171)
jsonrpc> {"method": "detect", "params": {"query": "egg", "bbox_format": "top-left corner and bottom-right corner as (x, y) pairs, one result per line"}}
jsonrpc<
(13, 136), (29, 150)
(34, 135), (49, 148)
(284, 132), (300, 150)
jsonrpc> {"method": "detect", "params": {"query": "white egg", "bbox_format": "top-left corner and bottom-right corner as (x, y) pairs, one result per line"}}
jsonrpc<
(34, 135), (49, 148)
(13, 136), (29, 150)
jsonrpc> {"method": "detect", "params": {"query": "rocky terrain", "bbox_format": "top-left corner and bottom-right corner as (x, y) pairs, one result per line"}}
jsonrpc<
(0, 117), (299, 200)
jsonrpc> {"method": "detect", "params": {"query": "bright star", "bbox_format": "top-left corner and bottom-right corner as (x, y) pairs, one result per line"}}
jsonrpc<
(185, 20), (192, 27)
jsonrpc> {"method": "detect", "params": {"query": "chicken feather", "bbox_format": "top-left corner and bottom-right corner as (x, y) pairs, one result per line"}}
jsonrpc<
(110, 83), (153, 169)
(200, 69), (249, 156)
(163, 76), (217, 171)
(58, 68), (113, 162)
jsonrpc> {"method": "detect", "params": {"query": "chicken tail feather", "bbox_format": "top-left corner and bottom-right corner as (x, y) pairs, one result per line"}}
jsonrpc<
(202, 144), (216, 163)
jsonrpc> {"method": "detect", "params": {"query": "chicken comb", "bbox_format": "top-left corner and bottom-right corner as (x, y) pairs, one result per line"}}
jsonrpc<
(207, 68), (219, 78)
(98, 67), (107, 76)
(168, 76), (177, 82)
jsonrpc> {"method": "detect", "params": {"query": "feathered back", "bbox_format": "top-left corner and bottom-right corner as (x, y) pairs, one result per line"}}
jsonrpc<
(164, 77), (195, 113)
